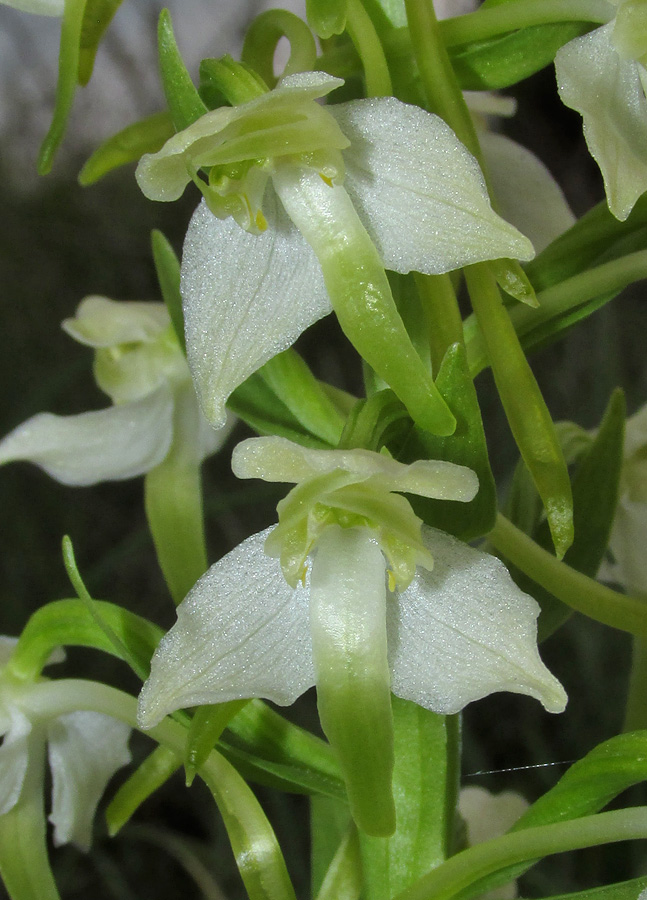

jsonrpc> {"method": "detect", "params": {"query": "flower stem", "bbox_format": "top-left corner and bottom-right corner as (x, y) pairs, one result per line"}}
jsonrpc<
(394, 806), (647, 900)
(345, 0), (393, 97)
(624, 637), (647, 732)
(21, 680), (298, 900)
(489, 513), (647, 639)
(439, 0), (613, 48)
(414, 273), (464, 375)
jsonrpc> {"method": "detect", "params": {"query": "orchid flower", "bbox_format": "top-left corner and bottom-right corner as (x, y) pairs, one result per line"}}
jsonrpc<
(458, 786), (529, 900)
(600, 402), (647, 595)
(138, 437), (567, 836)
(136, 70), (534, 436)
(0, 636), (131, 850)
(0, 295), (231, 487)
(555, 0), (647, 220)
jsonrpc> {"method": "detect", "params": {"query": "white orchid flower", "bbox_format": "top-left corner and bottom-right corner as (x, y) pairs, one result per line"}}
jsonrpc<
(0, 295), (231, 486)
(136, 71), (533, 435)
(458, 786), (529, 900)
(138, 437), (566, 836)
(555, 0), (647, 220)
(600, 402), (647, 594)
(465, 91), (576, 253)
(0, 636), (131, 849)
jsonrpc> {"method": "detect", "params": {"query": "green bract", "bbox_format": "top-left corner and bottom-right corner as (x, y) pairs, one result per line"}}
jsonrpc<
(136, 70), (533, 434)
(0, 295), (231, 486)
(556, 0), (647, 220)
(138, 438), (566, 837)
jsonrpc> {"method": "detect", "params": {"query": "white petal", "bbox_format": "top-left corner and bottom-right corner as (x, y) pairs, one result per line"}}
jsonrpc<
(232, 436), (478, 501)
(137, 527), (315, 729)
(0, 0), (63, 14)
(181, 197), (330, 428)
(0, 707), (32, 816)
(555, 24), (647, 220)
(480, 132), (576, 253)
(62, 296), (170, 348)
(0, 388), (174, 486)
(332, 98), (534, 274)
(47, 711), (131, 849)
(458, 786), (528, 846)
(605, 497), (647, 595)
(387, 527), (567, 714)
(168, 381), (235, 468)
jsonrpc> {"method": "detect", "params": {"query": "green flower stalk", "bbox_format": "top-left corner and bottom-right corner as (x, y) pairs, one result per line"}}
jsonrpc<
(136, 69), (533, 436)
(138, 438), (566, 837)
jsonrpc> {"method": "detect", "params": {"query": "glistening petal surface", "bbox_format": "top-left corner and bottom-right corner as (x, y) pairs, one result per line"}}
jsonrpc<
(387, 527), (567, 714)
(181, 197), (330, 428)
(480, 132), (576, 253)
(0, 387), (174, 485)
(47, 711), (132, 849)
(332, 98), (534, 273)
(137, 527), (315, 728)
(555, 24), (647, 220)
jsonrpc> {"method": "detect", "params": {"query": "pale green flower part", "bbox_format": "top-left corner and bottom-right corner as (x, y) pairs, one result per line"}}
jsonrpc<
(136, 71), (533, 430)
(555, 0), (647, 220)
(600, 402), (647, 594)
(0, 296), (232, 486)
(0, 0), (62, 15)
(138, 439), (566, 830)
(0, 637), (131, 849)
(458, 786), (529, 900)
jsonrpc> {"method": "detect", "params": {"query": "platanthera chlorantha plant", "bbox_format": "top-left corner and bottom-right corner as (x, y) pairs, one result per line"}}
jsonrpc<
(4, 0), (647, 899)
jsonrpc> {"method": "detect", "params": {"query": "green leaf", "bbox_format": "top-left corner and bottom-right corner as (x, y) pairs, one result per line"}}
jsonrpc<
(258, 350), (346, 447)
(338, 390), (411, 453)
(311, 797), (353, 897)
(505, 389), (626, 640)
(78, 112), (175, 185)
(106, 745), (181, 836)
(37, 0), (87, 174)
(228, 374), (334, 448)
(6, 598), (163, 683)
(222, 700), (346, 801)
(78, 0), (123, 85)
(536, 876), (647, 900)
(157, 9), (208, 132)
(490, 258), (538, 307)
(360, 700), (459, 899)
(399, 343), (497, 541)
(449, 19), (587, 90)
(185, 701), (249, 785)
(315, 825), (362, 900)
(151, 229), (185, 352)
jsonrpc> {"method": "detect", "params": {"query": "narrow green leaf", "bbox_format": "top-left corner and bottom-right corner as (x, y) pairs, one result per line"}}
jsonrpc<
(185, 701), (249, 785)
(258, 350), (346, 447)
(449, 21), (587, 90)
(6, 598), (163, 683)
(400, 343), (497, 541)
(157, 9), (208, 132)
(311, 797), (353, 897)
(79, 112), (174, 185)
(199, 56), (267, 107)
(536, 876), (647, 900)
(228, 374), (333, 448)
(315, 825), (362, 900)
(490, 258), (538, 307)
(338, 390), (411, 452)
(151, 229), (185, 351)
(106, 745), (181, 835)
(504, 390), (626, 640)
(37, 0), (87, 174)
(360, 700), (459, 899)
(78, 0), (123, 85)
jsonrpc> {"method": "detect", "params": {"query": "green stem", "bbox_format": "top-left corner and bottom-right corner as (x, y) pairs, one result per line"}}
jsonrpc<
(465, 251), (647, 376)
(345, 0), (393, 96)
(489, 513), (647, 639)
(403, 0), (481, 163)
(21, 680), (298, 900)
(440, 0), (613, 48)
(466, 264), (573, 558)
(395, 806), (647, 900)
(241, 9), (318, 86)
(624, 637), (647, 731)
(414, 273), (464, 375)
